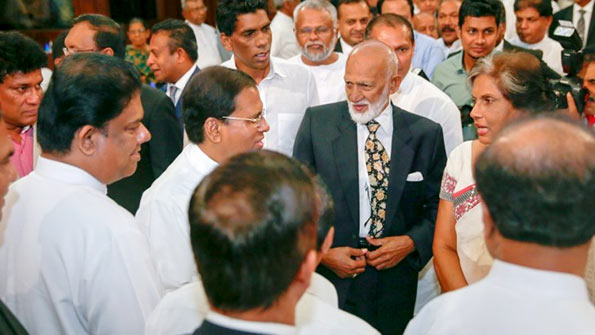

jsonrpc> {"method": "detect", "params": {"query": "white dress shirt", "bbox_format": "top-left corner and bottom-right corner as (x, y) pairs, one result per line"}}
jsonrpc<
(136, 144), (218, 292)
(405, 260), (595, 335)
(222, 56), (319, 156)
(391, 71), (463, 155)
(288, 52), (347, 105)
(0, 157), (162, 335)
(167, 64), (199, 106)
(357, 103), (393, 238)
(271, 11), (301, 59)
(573, 0), (595, 48)
(145, 274), (377, 335)
(185, 21), (222, 68)
(509, 36), (564, 74)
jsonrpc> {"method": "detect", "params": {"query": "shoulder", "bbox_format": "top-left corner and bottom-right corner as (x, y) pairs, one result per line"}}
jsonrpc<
(432, 55), (458, 78)
(147, 282), (206, 335)
(140, 84), (170, 107)
(395, 105), (441, 133)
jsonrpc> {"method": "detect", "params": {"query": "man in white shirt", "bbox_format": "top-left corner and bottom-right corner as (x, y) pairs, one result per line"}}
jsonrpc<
(436, 0), (462, 57)
(405, 117), (595, 334)
(148, 19), (200, 127)
(0, 53), (162, 335)
(217, 0), (319, 156)
(270, 0), (301, 58)
(289, 0), (348, 105)
(188, 151), (321, 335)
(510, 0), (564, 74)
(335, 0), (373, 54)
(182, 0), (222, 68)
(136, 66), (269, 292)
(366, 14), (462, 155)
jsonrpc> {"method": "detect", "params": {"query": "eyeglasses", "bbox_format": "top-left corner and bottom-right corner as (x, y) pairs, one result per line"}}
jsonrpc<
(296, 26), (333, 36)
(221, 113), (267, 129)
(62, 47), (98, 56)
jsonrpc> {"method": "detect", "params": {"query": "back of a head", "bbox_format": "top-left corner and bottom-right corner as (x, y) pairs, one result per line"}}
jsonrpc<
(377, 0), (414, 17)
(0, 31), (47, 83)
(458, 0), (502, 28)
(51, 31), (68, 62)
(469, 51), (555, 114)
(182, 66), (256, 144)
(216, 0), (268, 36)
(475, 116), (595, 247)
(151, 19), (198, 63)
(37, 53), (141, 154)
(189, 150), (318, 311)
(73, 14), (125, 58)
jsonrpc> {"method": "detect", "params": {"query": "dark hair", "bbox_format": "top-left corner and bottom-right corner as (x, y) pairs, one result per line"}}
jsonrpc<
(365, 13), (415, 44)
(514, 0), (552, 17)
(0, 31), (47, 83)
(337, 0), (373, 18)
(189, 150), (318, 311)
(52, 31), (68, 62)
(458, 0), (502, 28)
(217, 0), (268, 36)
(475, 116), (595, 247)
(314, 176), (335, 249)
(377, 0), (414, 17)
(37, 53), (141, 154)
(151, 19), (198, 62)
(128, 17), (149, 30)
(73, 14), (126, 59)
(182, 66), (256, 144)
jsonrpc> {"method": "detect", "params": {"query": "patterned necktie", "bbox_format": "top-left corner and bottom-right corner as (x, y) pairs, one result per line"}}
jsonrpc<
(578, 9), (586, 46)
(364, 120), (390, 238)
(168, 85), (179, 105)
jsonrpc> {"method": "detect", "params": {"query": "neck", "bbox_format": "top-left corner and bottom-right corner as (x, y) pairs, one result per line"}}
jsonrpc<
(40, 152), (106, 184)
(301, 52), (338, 66)
(463, 51), (477, 72)
(171, 62), (194, 84)
(211, 292), (298, 325)
(235, 59), (270, 84)
(198, 142), (226, 164)
(576, 0), (591, 8)
(4, 123), (25, 144)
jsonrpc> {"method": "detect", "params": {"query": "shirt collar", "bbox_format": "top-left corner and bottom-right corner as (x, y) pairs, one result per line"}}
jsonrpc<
(185, 20), (203, 29)
(575, 0), (594, 13)
(374, 102), (393, 134)
(227, 56), (287, 82)
(205, 311), (296, 335)
(186, 143), (218, 175)
(34, 156), (107, 194)
(397, 70), (415, 95)
(171, 63), (198, 91)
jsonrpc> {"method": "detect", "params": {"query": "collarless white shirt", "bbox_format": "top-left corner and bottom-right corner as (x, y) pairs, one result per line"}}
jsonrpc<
(167, 64), (199, 106)
(405, 259), (595, 334)
(340, 38), (354, 55)
(391, 71), (462, 155)
(288, 52), (347, 105)
(509, 36), (564, 74)
(270, 11), (301, 59)
(0, 157), (162, 335)
(136, 144), (218, 292)
(222, 56), (319, 156)
(357, 103), (393, 238)
(573, 0), (595, 47)
(185, 21), (222, 68)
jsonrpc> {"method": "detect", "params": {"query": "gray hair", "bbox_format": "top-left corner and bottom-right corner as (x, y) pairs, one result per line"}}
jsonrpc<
(293, 0), (338, 26)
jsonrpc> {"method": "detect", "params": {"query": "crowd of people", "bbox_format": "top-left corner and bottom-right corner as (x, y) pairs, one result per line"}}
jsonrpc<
(0, 0), (593, 334)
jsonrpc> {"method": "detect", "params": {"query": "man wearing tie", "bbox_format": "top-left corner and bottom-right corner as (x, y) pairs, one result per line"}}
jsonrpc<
(549, 0), (595, 48)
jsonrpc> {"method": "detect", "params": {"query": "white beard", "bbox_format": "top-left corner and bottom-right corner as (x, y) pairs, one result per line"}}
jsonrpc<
(348, 85), (390, 124)
(300, 35), (337, 63)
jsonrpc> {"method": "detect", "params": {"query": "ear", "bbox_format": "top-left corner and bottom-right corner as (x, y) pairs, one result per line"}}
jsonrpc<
(203, 117), (223, 144)
(389, 73), (401, 95)
(100, 47), (114, 56)
(321, 227), (335, 255)
(294, 249), (318, 287)
(220, 33), (233, 52)
(545, 16), (553, 28)
(74, 125), (100, 156)
(176, 47), (187, 64)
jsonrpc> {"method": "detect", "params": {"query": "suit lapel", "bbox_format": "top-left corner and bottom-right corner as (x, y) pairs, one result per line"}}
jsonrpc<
(176, 66), (201, 121)
(384, 105), (415, 233)
(331, 106), (360, 229)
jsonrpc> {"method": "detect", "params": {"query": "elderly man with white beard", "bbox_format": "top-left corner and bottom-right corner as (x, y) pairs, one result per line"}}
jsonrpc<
(293, 39), (446, 334)
(289, 0), (347, 105)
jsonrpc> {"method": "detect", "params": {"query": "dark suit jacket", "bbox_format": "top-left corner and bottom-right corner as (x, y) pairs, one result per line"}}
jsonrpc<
(174, 66), (201, 126)
(193, 320), (266, 335)
(107, 84), (183, 214)
(334, 38), (343, 53)
(293, 102), (446, 333)
(549, 4), (595, 48)
(502, 40), (561, 79)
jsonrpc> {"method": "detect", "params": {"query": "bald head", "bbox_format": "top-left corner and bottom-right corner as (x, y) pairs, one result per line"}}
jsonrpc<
(348, 39), (398, 79)
(475, 117), (595, 247)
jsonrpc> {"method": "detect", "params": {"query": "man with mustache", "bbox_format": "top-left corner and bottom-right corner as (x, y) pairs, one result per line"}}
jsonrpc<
(290, 0), (348, 105)
(436, 0), (462, 57)
(294, 40), (446, 334)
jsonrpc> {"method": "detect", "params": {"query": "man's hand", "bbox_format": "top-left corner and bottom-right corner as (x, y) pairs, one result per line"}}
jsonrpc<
(365, 235), (415, 270)
(321, 247), (367, 279)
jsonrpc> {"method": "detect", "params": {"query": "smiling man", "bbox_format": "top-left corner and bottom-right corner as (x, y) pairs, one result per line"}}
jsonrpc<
(136, 66), (269, 292)
(0, 32), (46, 179)
(0, 53), (162, 335)
(335, 0), (373, 54)
(436, 0), (462, 57)
(294, 40), (446, 334)
(217, 0), (319, 156)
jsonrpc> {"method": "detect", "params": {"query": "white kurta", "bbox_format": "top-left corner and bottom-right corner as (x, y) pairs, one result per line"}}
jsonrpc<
(186, 21), (222, 69)
(405, 260), (595, 335)
(289, 53), (348, 106)
(509, 36), (565, 75)
(222, 56), (319, 156)
(0, 157), (163, 335)
(391, 71), (463, 156)
(145, 273), (378, 335)
(136, 144), (218, 292)
(270, 11), (301, 59)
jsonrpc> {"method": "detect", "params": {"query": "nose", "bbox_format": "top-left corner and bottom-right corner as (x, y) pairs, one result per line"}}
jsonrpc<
(259, 116), (270, 133)
(469, 103), (482, 121)
(256, 30), (271, 49)
(26, 87), (42, 105)
(137, 122), (151, 144)
(147, 53), (155, 67)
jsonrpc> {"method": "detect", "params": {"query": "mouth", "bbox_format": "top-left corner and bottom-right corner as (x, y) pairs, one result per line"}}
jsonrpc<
(131, 148), (141, 161)
(254, 51), (269, 62)
(255, 137), (265, 149)
(474, 123), (488, 136)
(351, 103), (368, 113)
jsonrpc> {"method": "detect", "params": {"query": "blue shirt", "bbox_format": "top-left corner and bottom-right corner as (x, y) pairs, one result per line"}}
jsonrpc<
(412, 31), (445, 79)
